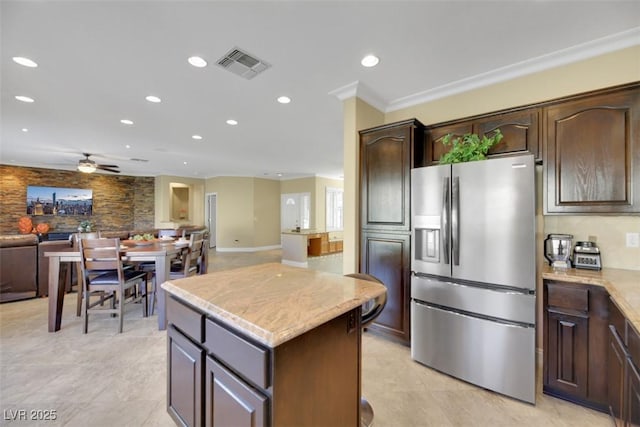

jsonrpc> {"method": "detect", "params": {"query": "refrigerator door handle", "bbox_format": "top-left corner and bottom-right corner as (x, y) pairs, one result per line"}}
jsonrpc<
(441, 176), (450, 265)
(452, 176), (460, 265)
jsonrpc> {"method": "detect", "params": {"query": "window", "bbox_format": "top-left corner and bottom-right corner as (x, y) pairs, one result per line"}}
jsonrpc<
(281, 193), (310, 230)
(326, 187), (343, 231)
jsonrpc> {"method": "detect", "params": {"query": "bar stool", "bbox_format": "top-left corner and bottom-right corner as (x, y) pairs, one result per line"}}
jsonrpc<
(345, 273), (387, 427)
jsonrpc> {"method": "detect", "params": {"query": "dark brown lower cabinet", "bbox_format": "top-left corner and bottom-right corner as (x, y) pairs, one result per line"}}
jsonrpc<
(360, 231), (411, 344)
(545, 310), (589, 397)
(609, 297), (640, 427)
(627, 357), (640, 426)
(543, 280), (608, 412)
(609, 324), (627, 426)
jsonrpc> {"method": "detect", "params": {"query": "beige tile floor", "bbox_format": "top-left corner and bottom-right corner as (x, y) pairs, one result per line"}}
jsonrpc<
(0, 249), (610, 426)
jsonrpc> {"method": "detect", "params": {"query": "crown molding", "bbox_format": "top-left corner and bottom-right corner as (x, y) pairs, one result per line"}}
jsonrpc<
(330, 28), (640, 113)
(328, 80), (388, 112)
(386, 27), (640, 112)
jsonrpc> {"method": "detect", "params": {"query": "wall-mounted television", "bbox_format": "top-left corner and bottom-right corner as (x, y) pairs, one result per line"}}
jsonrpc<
(26, 186), (92, 216)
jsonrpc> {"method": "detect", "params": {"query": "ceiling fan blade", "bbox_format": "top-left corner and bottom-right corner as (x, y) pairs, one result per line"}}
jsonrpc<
(97, 164), (119, 168)
(97, 166), (121, 173)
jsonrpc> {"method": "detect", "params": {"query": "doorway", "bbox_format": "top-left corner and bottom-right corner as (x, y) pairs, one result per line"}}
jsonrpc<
(206, 193), (217, 248)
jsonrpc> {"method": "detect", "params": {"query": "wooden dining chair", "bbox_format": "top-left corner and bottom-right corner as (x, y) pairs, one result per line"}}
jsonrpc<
(73, 231), (136, 316)
(189, 232), (206, 273)
(72, 232), (99, 316)
(143, 239), (205, 317)
(171, 239), (205, 279)
(78, 238), (148, 333)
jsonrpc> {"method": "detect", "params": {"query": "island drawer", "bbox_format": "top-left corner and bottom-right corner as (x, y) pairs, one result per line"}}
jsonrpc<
(167, 296), (204, 343)
(546, 282), (589, 312)
(204, 318), (270, 389)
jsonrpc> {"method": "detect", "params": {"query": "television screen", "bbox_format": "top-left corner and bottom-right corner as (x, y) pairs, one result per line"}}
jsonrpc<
(26, 186), (93, 216)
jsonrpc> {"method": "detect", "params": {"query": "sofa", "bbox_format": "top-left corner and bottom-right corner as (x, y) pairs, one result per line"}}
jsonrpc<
(0, 234), (74, 302)
(0, 234), (39, 302)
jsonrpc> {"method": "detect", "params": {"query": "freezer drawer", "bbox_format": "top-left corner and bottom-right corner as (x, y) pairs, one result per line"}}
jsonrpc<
(411, 275), (535, 325)
(411, 300), (536, 404)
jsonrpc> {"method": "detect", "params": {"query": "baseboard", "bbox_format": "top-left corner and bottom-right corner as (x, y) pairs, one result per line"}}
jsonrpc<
(215, 244), (281, 253)
(281, 259), (308, 268)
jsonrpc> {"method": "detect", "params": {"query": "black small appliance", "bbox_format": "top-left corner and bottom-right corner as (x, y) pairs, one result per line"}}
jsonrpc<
(573, 241), (602, 270)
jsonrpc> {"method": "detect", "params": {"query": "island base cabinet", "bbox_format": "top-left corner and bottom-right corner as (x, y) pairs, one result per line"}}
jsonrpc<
(205, 357), (267, 427)
(271, 310), (360, 426)
(167, 295), (362, 427)
(168, 326), (204, 427)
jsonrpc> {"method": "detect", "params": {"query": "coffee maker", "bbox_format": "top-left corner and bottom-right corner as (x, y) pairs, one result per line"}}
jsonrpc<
(544, 234), (573, 268)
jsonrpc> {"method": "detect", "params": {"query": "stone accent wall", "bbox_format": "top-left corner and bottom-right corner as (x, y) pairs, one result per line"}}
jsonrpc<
(0, 165), (154, 235)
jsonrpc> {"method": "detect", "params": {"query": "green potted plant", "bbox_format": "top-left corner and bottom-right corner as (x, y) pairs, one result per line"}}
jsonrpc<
(78, 220), (93, 232)
(439, 129), (503, 164)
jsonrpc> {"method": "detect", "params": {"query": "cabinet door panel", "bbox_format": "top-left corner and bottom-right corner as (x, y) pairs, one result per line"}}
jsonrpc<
(546, 310), (588, 397)
(629, 322), (640, 365)
(168, 326), (203, 427)
(205, 356), (267, 427)
(361, 232), (410, 343)
(474, 108), (540, 160)
(627, 358), (640, 427)
(360, 125), (413, 231)
(608, 326), (627, 427)
(545, 88), (640, 213)
(425, 123), (473, 165)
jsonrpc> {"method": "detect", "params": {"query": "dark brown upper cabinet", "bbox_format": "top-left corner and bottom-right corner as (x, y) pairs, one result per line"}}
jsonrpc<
(359, 119), (424, 232)
(544, 85), (640, 214)
(475, 108), (540, 160)
(424, 123), (472, 165)
(424, 108), (541, 166)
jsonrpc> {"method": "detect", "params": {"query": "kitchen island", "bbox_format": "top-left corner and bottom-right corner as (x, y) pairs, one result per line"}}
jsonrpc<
(281, 230), (342, 268)
(161, 262), (386, 427)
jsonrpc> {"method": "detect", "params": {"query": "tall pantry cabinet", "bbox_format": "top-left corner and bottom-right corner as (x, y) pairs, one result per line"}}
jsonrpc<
(359, 119), (424, 345)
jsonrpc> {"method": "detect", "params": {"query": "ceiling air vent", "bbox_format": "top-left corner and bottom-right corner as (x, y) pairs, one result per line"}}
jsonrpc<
(216, 47), (271, 80)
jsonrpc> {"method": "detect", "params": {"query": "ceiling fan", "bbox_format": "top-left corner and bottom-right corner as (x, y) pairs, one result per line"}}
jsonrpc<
(77, 153), (120, 174)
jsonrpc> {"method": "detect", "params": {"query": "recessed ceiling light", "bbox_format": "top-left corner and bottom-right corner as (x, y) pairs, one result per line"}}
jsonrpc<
(12, 57), (38, 68)
(15, 95), (34, 103)
(125, 144), (131, 149)
(188, 56), (207, 68)
(277, 96), (291, 104)
(145, 95), (161, 103)
(192, 135), (203, 140)
(226, 119), (238, 126)
(361, 54), (379, 68)
(183, 161), (188, 165)
(120, 119), (134, 125)
(21, 128), (28, 132)
(276, 173), (283, 177)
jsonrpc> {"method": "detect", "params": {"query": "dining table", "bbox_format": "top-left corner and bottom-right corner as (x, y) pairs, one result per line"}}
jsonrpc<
(45, 239), (189, 332)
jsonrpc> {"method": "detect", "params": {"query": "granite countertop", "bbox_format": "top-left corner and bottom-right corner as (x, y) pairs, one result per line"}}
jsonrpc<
(161, 263), (386, 348)
(541, 265), (640, 331)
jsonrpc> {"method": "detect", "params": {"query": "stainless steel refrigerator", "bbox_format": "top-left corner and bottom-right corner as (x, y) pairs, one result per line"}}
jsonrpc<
(410, 153), (536, 404)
